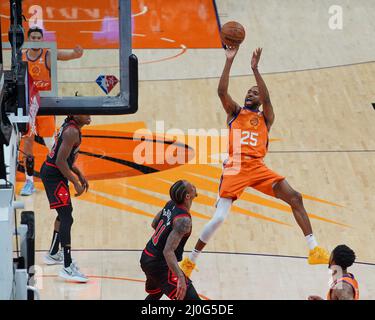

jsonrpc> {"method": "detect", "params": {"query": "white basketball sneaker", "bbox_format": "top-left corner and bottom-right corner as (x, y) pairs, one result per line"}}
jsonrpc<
(59, 262), (88, 283)
(44, 250), (64, 265)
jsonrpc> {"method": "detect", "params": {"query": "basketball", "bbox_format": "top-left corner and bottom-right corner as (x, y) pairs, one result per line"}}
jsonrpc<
(220, 21), (246, 47)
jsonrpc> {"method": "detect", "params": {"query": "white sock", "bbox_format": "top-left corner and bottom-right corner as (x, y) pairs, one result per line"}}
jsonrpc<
(26, 175), (34, 183)
(189, 249), (201, 263)
(306, 234), (318, 250)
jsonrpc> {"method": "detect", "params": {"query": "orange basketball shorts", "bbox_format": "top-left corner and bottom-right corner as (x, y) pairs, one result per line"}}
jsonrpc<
(218, 157), (285, 200)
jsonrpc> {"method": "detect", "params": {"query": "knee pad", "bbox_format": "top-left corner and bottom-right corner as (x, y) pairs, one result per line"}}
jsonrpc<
(200, 198), (232, 243)
(25, 155), (35, 176)
(210, 215), (226, 228)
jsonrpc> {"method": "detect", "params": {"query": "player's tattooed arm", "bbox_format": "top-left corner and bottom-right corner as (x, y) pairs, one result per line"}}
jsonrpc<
(163, 217), (192, 279)
(218, 46), (241, 121)
(251, 48), (275, 130)
(151, 211), (162, 230)
(331, 282), (354, 300)
(163, 217), (192, 300)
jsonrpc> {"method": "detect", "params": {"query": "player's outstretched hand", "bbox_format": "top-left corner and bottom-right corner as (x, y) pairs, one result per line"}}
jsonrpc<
(251, 47), (262, 70)
(73, 45), (84, 58)
(225, 45), (239, 61)
(74, 180), (85, 197)
(176, 276), (187, 300)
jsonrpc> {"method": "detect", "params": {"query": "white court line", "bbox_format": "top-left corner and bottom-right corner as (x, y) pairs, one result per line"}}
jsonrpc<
(132, 5), (148, 17)
(160, 37), (176, 43)
(140, 43), (187, 64)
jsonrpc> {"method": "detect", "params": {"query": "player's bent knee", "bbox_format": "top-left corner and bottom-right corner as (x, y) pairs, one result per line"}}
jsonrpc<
(67, 216), (74, 227)
(57, 207), (74, 226)
(211, 215), (226, 227)
(61, 215), (73, 227)
(289, 191), (303, 207)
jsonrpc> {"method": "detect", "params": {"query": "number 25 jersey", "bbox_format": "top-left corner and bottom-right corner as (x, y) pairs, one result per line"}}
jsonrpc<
(228, 107), (269, 159)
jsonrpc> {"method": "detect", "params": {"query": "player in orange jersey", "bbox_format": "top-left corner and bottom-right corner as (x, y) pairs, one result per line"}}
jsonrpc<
(309, 245), (358, 300)
(20, 26), (83, 196)
(180, 46), (330, 277)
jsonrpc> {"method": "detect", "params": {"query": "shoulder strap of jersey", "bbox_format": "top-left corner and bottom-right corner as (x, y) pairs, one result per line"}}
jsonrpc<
(337, 275), (358, 291)
(44, 49), (51, 71)
(329, 274), (359, 300)
(24, 49), (44, 62)
(172, 203), (190, 222)
(63, 118), (80, 131)
(228, 107), (242, 127)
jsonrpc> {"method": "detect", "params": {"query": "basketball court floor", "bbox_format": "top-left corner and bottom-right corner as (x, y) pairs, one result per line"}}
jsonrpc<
(1, 0), (375, 299)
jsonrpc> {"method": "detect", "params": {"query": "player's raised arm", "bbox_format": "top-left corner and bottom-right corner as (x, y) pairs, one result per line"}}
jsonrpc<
(47, 45), (84, 69)
(57, 45), (84, 61)
(218, 46), (241, 120)
(251, 48), (275, 129)
(163, 216), (192, 300)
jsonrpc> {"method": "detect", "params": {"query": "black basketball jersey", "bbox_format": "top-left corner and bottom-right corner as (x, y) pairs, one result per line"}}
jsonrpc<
(46, 118), (81, 169)
(144, 201), (191, 264)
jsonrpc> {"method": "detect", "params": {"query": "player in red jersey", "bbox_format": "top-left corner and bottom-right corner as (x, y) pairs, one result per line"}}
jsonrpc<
(140, 180), (200, 300)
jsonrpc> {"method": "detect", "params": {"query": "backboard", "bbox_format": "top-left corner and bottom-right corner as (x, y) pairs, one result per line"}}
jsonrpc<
(0, 0), (138, 115)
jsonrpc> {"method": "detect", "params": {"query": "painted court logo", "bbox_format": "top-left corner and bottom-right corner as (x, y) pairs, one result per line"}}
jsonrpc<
(24, 122), (347, 229)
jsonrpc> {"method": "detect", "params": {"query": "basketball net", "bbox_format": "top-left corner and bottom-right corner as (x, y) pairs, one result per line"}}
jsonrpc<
(26, 72), (40, 137)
